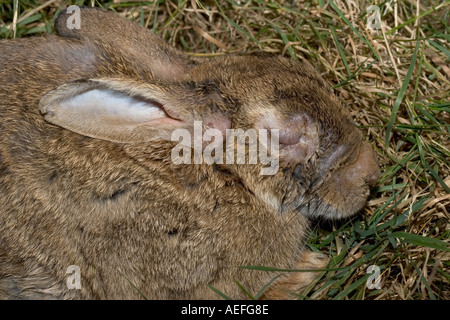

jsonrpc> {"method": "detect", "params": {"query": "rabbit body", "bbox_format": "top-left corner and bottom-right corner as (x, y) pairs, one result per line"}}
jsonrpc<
(0, 8), (379, 299)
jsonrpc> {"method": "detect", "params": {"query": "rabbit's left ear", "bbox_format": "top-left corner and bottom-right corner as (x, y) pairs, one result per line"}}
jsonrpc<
(40, 78), (231, 144)
(40, 79), (186, 143)
(54, 7), (196, 81)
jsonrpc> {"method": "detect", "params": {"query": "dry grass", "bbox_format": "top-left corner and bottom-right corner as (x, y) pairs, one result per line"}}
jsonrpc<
(1, 0), (449, 300)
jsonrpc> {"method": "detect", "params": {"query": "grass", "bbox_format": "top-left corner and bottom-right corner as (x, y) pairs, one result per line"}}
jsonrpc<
(1, 0), (449, 300)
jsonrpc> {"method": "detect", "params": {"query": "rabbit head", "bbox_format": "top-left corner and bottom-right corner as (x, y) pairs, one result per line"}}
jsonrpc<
(0, 7), (379, 299)
(45, 7), (380, 220)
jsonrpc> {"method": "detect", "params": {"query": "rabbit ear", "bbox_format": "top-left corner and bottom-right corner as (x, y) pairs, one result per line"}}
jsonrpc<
(54, 7), (195, 81)
(39, 79), (188, 144)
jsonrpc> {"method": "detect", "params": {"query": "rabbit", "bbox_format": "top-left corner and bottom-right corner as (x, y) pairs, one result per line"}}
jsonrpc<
(0, 7), (380, 300)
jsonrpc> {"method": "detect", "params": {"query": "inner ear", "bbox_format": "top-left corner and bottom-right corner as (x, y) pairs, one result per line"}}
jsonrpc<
(68, 89), (169, 124)
(39, 79), (185, 143)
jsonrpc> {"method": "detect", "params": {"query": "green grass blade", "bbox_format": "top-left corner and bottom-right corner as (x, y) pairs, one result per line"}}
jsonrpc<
(415, 133), (450, 193)
(385, 39), (421, 149)
(390, 232), (450, 251)
(333, 58), (376, 89)
(119, 271), (148, 300)
(329, 24), (350, 76)
(426, 39), (450, 59)
(254, 275), (282, 300)
(235, 280), (255, 300)
(332, 273), (372, 300)
(207, 284), (232, 300)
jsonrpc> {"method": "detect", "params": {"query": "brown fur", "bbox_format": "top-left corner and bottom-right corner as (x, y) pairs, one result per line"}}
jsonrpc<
(0, 8), (379, 299)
